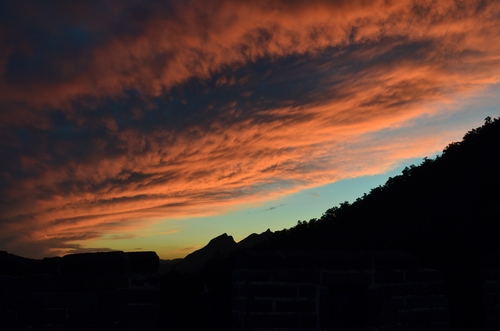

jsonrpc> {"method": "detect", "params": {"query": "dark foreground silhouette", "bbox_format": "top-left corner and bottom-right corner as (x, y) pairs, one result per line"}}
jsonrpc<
(2, 117), (500, 330)
(0, 251), (160, 330)
(162, 117), (500, 331)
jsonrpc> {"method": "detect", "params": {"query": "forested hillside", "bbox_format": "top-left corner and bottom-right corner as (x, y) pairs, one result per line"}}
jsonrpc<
(260, 116), (500, 256)
(162, 117), (500, 330)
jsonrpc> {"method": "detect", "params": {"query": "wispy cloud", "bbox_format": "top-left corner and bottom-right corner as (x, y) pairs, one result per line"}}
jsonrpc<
(1, 0), (500, 257)
(103, 234), (138, 240)
(264, 204), (287, 212)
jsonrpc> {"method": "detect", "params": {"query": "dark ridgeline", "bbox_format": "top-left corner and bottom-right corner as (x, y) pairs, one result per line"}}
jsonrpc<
(256, 116), (500, 330)
(262, 116), (500, 254)
(161, 117), (500, 331)
(0, 251), (159, 330)
(171, 230), (274, 274)
(2, 117), (500, 331)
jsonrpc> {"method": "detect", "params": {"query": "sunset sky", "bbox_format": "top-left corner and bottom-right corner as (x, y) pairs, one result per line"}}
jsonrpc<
(1, 0), (500, 259)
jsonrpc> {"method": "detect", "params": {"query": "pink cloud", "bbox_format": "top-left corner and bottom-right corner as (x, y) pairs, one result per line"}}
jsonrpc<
(1, 0), (500, 257)
(1, 0), (498, 107)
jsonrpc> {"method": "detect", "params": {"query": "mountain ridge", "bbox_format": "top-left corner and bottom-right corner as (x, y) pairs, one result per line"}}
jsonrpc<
(161, 117), (500, 330)
(164, 229), (273, 273)
(257, 116), (500, 256)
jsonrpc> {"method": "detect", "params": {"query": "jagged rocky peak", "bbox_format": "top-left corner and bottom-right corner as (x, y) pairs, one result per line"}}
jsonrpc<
(174, 229), (274, 273)
(208, 233), (236, 246)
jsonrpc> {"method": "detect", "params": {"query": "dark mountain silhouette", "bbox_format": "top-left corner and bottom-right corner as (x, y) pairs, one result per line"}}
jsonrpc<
(0, 250), (45, 275)
(259, 116), (500, 255)
(161, 116), (500, 331)
(173, 229), (273, 273)
(236, 228), (273, 249)
(4, 118), (500, 330)
(253, 116), (500, 330)
(175, 233), (237, 273)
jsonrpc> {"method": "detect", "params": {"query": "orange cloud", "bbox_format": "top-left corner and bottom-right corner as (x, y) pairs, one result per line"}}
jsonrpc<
(1, 0), (499, 107)
(1, 0), (500, 257)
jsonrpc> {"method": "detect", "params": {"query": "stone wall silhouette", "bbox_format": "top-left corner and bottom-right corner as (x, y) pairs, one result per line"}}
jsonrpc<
(232, 251), (450, 331)
(0, 251), (159, 330)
